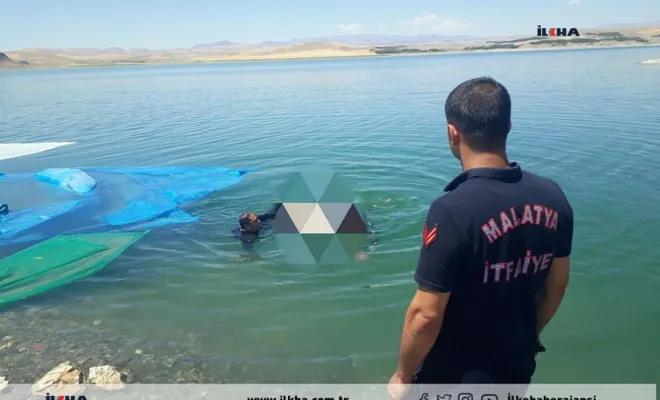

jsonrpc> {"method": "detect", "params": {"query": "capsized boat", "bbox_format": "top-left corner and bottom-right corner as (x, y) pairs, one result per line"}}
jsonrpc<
(0, 231), (147, 308)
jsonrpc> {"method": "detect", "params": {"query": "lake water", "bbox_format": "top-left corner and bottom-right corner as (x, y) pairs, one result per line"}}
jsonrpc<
(1, 47), (659, 384)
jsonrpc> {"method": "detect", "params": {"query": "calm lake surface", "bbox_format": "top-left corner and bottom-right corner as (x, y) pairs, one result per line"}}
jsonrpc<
(1, 47), (659, 384)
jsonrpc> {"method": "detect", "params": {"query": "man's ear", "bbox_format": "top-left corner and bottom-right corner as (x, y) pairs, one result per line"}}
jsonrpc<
(447, 123), (460, 146)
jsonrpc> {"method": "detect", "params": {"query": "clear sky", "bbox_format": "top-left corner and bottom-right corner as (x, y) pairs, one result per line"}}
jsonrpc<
(1, 0), (659, 50)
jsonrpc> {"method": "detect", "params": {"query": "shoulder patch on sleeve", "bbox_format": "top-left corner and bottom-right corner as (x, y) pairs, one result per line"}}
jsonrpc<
(422, 222), (438, 248)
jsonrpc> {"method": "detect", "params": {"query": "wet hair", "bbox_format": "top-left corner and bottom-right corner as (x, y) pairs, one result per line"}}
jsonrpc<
(445, 76), (511, 152)
(239, 212), (261, 233)
(239, 212), (254, 229)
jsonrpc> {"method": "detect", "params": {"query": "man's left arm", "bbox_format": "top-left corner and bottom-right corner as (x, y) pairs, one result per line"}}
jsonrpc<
(257, 203), (282, 222)
(392, 200), (463, 382)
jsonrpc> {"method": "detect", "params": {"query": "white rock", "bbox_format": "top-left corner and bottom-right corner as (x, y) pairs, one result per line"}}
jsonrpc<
(86, 365), (125, 390)
(31, 361), (82, 395)
(0, 376), (8, 392)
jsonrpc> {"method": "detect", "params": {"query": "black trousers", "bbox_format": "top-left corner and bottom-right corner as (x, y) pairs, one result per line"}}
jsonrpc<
(413, 351), (536, 384)
(400, 353), (535, 400)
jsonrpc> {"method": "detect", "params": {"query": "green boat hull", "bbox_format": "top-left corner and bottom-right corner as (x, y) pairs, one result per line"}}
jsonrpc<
(0, 231), (148, 308)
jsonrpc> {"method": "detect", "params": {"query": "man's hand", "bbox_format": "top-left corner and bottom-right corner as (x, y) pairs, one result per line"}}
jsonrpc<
(534, 336), (546, 358)
(387, 371), (412, 400)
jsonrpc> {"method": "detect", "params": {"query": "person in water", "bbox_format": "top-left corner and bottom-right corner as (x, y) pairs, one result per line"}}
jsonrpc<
(235, 203), (283, 250)
(234, 202), (377, 258)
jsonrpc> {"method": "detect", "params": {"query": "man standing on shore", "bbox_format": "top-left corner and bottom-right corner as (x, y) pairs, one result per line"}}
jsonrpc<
(389, 77), (574, 390)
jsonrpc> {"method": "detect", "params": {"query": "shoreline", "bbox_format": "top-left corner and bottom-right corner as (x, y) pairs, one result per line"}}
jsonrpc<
(0, 306), (259, 384)
(2, 43), (659, 72)
(0, 302), (387, 384)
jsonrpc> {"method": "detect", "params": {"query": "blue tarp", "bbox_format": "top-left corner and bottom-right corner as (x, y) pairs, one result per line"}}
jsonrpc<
(0, 166), (253, 245)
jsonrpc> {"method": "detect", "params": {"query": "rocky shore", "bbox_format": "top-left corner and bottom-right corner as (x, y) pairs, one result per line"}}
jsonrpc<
(0, 306), (261, 385)
(0, 362), (124, 394)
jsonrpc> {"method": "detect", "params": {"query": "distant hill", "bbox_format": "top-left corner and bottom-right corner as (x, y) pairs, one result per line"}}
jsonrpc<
(192, 34), (479, 48)
(190, 40), (240, 49)
(259, 41), (287, 47)
(48, 47), (127, 56)
(3, 24), (659, 70)
(289, 34), (478, 45)
(0, 52), (29, 68)
(252, 34), (480, 46)
(596, 21), (660, 28)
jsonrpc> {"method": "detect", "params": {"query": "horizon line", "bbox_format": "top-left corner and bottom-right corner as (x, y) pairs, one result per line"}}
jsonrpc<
(5, 23), (659, 52)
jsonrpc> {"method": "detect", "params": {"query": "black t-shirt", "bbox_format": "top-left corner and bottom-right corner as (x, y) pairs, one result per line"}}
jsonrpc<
(415, 162), (573, 361)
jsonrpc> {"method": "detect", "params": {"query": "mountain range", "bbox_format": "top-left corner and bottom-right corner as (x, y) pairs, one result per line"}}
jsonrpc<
(3, 25), (659, 69)
(16, 34), (490, 53)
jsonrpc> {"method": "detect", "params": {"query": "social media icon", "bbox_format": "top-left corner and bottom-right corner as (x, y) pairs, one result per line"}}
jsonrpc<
(458, 394), (473, 400)
(419, 393), (428, 400)
(481, 395), (498, 400)
(437, 395), (452, 400)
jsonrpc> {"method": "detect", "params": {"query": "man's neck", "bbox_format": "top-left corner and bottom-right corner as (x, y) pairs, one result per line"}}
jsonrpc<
(461, 151), (510, 171)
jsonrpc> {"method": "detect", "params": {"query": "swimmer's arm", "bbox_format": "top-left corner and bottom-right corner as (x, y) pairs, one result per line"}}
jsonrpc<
(257, 203), (282, 221)
(354, 217), (378, 260)
(367, 224), (378, 246)
(363, 212), (378, 248)
(355, 216), (377, 259)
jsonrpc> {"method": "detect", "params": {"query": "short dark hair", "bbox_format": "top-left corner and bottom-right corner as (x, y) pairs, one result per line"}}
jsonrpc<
(444, 77), (511, 152)
(239, 212), (253, 228)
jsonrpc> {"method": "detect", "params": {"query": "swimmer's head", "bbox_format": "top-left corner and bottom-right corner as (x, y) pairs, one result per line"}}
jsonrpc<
(239, 212), (261, 233)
